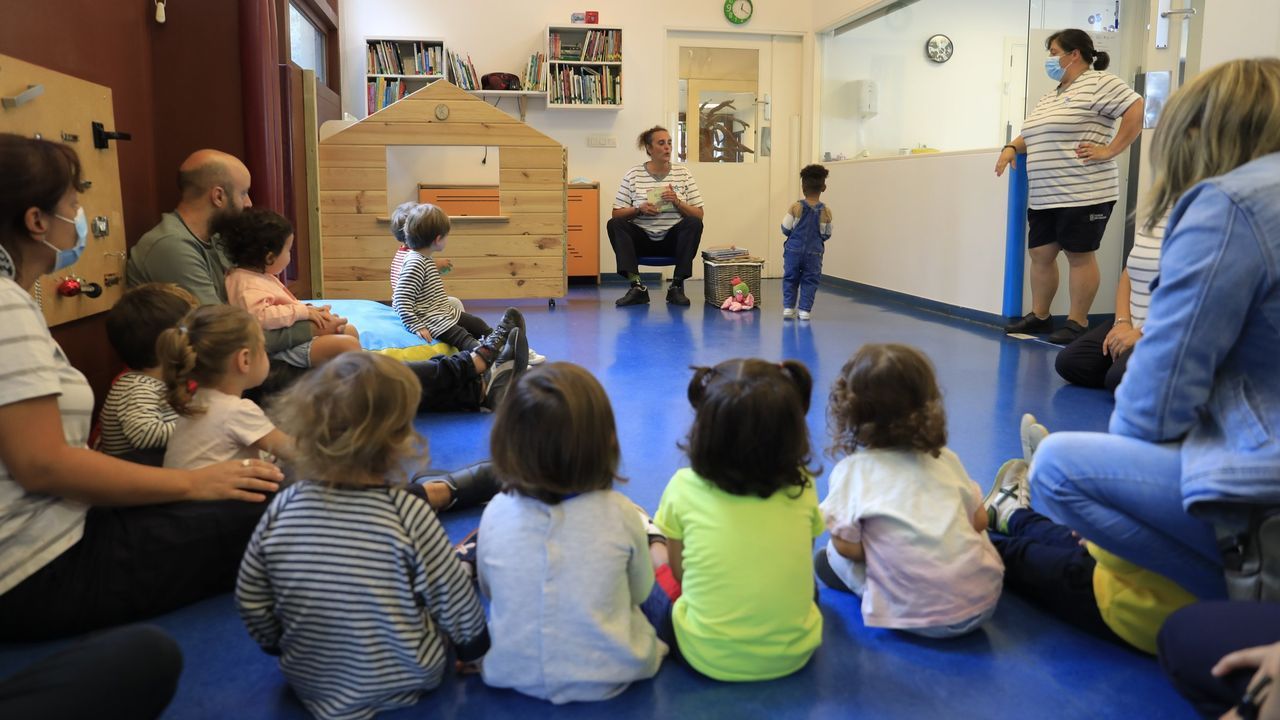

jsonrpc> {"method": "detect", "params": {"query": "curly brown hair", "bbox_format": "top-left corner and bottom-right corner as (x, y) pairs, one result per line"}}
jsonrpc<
(683, 358), (817, 499)
(828, 344), (947, 458)
(215, 207), (292, 272)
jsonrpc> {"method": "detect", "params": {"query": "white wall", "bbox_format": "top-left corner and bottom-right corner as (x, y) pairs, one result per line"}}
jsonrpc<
(821, 151), (1011, 316)
(820, 0), (1028, 158)
(339, 1), (813, 270)
(1199, 0), (1280, 68)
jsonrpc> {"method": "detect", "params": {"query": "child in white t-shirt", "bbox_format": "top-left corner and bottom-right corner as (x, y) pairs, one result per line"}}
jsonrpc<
(817, 343), (1004, 637)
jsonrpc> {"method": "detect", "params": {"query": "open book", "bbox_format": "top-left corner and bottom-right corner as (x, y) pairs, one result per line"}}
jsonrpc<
(646, 187), (675, 212)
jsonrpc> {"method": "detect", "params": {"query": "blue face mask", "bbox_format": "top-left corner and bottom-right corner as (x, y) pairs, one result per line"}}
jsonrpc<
(41, 207), (89, 271)
(1045, 56), (1076, 82)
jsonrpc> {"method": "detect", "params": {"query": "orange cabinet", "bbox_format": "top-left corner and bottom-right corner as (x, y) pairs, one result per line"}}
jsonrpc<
(417, 185), (501, 216)
(567, 183), (599, 280)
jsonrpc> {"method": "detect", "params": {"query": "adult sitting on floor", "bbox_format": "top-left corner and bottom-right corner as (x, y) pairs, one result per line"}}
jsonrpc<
(1029, 58), (1280, 603)
(1053, 215), (1165, 392)
(607, 125), (705, 307)
(126, 149), (529, 412)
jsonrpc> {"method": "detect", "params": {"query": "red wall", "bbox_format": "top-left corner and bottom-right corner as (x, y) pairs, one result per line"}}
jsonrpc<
(1, 0), (248, 410)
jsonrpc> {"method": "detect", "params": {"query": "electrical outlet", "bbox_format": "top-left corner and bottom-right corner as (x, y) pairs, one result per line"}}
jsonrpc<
(586, 134), (617, 148)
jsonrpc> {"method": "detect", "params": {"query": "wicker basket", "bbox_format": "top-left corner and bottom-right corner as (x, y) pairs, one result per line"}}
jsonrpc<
(703, 257), (765, 308)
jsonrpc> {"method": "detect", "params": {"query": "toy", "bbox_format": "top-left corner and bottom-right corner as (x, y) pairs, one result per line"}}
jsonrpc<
(720, 276), (756, 312)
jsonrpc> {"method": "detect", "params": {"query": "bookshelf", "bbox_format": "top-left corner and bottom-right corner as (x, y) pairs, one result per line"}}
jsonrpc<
(365, 37), (445, 115)
(546, 25), (623, 109)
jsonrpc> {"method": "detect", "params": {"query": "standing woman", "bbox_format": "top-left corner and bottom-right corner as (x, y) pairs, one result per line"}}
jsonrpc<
(608, 126), (705, 307)
(996, 29), (1144, 344)
(0, 134), (281, 641)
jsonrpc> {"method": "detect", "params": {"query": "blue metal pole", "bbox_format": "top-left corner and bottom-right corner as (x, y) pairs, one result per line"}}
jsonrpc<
(1002, 155), (1029, 320)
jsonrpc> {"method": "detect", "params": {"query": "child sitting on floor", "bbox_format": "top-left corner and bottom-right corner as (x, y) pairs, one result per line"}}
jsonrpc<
(157, 304), (295, 469)
(652, 358), (825, 681)
(816, 343), (1004, 638)
(393, 203), (544, 364)
(221, 208), (360, 368)
(236, 353), (489, 720)
(96, 283), (197, 466)
(477, 362), (669, 703)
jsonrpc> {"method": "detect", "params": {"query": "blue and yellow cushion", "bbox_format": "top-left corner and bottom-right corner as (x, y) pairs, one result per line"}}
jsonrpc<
(304, 299), (456, 361)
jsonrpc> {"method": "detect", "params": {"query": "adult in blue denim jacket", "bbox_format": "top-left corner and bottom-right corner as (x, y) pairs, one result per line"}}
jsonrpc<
(1030, 59), (1280, 601)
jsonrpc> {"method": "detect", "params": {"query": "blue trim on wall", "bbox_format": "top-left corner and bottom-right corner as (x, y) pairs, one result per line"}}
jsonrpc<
(1003, 155), (1029, 319)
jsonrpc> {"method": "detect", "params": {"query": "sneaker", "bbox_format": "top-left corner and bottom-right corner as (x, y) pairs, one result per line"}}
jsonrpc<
(983, 459), (1030, 533)
(476, 307), (524, 358)
(494, 327), (529, 374)
(527, 348), (546, 366)
(666, 283), (691, 306)
(616, 284), (650, 307)
(798, 310), (812, 321)
(1047, 319), (1088, 345)
(1004, 312), (1053, 335)
(1019, 413), (1049, 465)
(782, 308), (796, 320)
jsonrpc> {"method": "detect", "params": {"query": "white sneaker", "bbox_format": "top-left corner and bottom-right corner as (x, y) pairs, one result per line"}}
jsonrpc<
(798, 310), (812, 321)
(1020, 413), (1049, 465)
(782, 308), (796, 319)
(983, 459), (1031, 533)
(527, 348), (547, 365)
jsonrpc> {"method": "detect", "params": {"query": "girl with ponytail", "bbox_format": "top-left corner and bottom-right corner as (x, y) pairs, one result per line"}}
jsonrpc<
(649, 358), (824, 681)
(817, 343), (1004, 638)
(158, 305), (295, 469)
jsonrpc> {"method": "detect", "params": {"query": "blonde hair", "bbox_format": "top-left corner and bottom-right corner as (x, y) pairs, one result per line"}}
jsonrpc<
(272, 353), (425, 487)
(403, 203), (450, 251)
(1145, 58), (1280, 231)
(390, 201), (418, 244)
(156, 304), (261, 415)
(490, 363), (621, 504)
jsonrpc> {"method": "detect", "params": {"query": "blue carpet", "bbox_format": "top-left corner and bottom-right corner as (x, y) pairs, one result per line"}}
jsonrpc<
(0, 280), (1194, 719)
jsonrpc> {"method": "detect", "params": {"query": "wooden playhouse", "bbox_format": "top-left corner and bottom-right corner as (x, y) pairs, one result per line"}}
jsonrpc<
(315, 80), (567, 302)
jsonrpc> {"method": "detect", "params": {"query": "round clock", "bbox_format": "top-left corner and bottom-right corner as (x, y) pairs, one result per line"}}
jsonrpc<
(925, 34), (954, 63)
(434, 103), (450, 121)
(724, 0), (753, 25)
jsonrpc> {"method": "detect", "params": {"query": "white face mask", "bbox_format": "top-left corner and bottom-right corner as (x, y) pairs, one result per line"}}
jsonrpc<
(40, 207), (89, 271)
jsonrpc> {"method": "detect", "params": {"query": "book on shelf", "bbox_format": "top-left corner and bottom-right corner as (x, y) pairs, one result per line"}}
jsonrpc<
(366, 77), (409, 114)
(366, 40), (442, 77)
(446, 49), (479, 90)
(581, 29), (621, 62)
(523, 51), (546, 91)
(550, 64), (620, 105)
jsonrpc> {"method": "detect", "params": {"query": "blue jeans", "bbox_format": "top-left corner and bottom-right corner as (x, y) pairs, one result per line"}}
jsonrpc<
(1031, 431), (1227, 600)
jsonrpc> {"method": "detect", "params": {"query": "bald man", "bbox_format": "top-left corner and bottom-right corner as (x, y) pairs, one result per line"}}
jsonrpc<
(127, 150), (313, 353)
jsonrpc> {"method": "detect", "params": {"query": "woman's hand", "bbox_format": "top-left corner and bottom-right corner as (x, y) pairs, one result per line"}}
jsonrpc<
(1214, 641), (1280, 720)
(661, 185), (679, 204)
(995, 147), (1018, 176)
(1103, 323), (1142, 357)
(638, 202), (661, 216)
(1075, 142), (1115, 163)
(186, 458), (282, 502)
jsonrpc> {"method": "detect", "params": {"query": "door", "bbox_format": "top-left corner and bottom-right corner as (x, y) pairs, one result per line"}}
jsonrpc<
(665, 32), (803, 278)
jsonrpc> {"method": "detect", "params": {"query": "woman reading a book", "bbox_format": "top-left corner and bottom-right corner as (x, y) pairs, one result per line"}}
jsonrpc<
(608, 126), (705, 307)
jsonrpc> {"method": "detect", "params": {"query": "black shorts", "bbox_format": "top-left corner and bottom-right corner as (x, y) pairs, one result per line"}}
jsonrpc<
(1027, 200), (1116, 253)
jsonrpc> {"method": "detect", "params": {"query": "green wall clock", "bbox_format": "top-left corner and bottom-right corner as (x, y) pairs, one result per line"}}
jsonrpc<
(724, 0), (753, 25)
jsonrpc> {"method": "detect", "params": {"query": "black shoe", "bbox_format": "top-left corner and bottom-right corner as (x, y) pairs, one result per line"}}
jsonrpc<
(477, 307), (524, 357)
(616, 284), (650, 307)
(415, 461), (501, 512)
(493, 326), (529, 375)
(1004, 312), (1053, 335)
(1047, 319), (1088, 345)
(666, 283), (691, 306)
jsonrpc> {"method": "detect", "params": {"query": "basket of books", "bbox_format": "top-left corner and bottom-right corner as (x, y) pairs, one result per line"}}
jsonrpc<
(702, 247), (764, 308)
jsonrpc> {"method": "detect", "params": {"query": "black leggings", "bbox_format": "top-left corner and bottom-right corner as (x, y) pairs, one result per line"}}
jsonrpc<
(434, 312), (493, 352)
(0, 500), (266, 642)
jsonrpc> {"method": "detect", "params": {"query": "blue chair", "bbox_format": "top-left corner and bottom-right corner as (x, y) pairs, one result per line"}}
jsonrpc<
(636, 255), (679, 285)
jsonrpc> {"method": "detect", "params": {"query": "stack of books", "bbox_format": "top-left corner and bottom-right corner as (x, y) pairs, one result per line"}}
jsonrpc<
(702, 246), (751, 261)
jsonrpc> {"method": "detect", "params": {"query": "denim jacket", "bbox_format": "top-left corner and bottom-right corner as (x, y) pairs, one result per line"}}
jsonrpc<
(1111, 152), (1280, 519)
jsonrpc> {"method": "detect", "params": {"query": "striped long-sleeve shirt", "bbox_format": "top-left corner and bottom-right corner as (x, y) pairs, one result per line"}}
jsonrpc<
(96, 372), (177, 458)
(392, 250), (460, 338)
(236, 482), (489, 720)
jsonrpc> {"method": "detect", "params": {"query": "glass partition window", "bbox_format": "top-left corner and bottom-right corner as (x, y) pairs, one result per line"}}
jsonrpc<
(820, 0), (1030, 160)
(289, 3), (327, 85)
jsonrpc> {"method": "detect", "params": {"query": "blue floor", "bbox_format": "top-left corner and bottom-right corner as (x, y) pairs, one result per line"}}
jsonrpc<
(0, 280), (1195, 719)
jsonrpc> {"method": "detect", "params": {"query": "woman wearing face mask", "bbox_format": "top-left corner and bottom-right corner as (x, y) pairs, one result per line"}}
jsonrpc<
(0, 134), (283, 642)
(995, 29), (1144, 345)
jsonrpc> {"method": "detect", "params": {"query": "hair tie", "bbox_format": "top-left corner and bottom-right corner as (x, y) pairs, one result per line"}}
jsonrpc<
(178, 325), (189, 335)
(186, 379), (198, 394)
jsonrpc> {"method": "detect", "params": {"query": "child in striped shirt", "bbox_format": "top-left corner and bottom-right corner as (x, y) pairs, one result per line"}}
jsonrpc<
(96, 283), (198, 465)
(393, 203), (544, 363)
(237, 353), (489, 720)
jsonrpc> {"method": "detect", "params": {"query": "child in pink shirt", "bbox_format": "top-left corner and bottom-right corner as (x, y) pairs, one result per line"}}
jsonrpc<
(221, 208), (360, 367)
(816, 343), (1004, 637)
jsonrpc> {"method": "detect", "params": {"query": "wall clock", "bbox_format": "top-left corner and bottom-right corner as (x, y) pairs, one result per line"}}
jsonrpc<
(724, 0), (753, 25)
(925, 34), (954, 63)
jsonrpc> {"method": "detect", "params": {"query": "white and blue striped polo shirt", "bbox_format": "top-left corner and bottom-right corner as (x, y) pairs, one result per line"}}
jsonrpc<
(613, 164), (704, 239)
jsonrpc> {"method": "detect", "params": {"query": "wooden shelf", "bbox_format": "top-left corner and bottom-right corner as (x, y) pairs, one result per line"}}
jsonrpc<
(548, 60), (622, 66)
(366, 73), (443, 80)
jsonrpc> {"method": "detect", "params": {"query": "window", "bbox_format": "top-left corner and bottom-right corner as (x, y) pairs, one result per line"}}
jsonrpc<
(289, 2), (327, 85)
